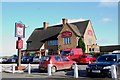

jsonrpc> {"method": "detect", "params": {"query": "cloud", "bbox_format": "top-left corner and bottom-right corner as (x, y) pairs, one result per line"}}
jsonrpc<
(99, 0), (118, 7)
(52, 18), (86, 26)
(101, 17), (112, 23)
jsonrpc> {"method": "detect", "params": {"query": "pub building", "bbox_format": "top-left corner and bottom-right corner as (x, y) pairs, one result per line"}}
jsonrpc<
(25, 18), (100, 56)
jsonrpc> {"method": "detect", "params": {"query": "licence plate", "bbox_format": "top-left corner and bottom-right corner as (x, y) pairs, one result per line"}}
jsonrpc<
(92, 70), (100, 73)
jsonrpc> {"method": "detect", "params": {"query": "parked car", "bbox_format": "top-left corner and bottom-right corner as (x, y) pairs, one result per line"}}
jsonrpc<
(0, 58), (8, 63)
(86, 54), (120, 77)
(21, 56), (33, 63)
(7, 55), (18, 63)
(39, 55), (76, 73)
(77, 54), (96, 64)
(61, 48), (83, 62)
(33, 56), (40, 63)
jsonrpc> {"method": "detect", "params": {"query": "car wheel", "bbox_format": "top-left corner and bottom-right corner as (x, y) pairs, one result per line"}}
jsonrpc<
(51, 66), (56, 73)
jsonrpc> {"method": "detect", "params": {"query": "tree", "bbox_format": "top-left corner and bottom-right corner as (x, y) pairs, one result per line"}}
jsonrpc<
(77, 37), (86, 53)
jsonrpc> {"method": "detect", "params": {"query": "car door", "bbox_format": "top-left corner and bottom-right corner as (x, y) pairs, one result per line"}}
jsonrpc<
(62, 57), (72, 69)
(54, 56), (64, 70)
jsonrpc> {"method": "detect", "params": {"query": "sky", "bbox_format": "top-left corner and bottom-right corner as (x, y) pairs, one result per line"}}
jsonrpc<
(0, 0), (119, 56)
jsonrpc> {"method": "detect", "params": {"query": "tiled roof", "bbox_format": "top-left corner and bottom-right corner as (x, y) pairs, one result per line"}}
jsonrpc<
(26, 20), (89, 51)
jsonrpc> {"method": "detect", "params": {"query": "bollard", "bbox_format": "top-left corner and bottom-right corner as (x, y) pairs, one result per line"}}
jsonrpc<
(12, 65), (15, 74)
(48, 64), (52, 76)
(0, 65), (2, 72)
(28, 63), (31, 74)
(74, 64), (78, 78)
(111, 65), (117, 79)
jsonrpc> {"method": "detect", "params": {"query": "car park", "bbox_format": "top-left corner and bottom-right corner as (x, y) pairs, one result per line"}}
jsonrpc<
(86, 54), (120, 77)
(39, 55), (76, 73)
(77, 54), (96, 64)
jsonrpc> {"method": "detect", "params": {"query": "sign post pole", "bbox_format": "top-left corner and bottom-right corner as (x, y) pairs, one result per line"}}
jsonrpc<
(15, 22), (25, 69)
(17, 37), (22, 66)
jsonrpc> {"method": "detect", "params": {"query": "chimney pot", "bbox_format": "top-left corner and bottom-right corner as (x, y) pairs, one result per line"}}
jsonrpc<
(43, 22), (48, 29)
(62, 18), (68, 25)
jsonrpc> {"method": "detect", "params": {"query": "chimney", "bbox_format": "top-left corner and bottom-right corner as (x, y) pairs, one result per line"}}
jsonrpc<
(43, 22), (48, 29)
(62, 18), (68, 25)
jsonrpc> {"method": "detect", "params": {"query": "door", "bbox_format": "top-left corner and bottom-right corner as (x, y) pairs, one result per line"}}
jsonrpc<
(54, 56), (64, 70)
(62, 57), (72, 69)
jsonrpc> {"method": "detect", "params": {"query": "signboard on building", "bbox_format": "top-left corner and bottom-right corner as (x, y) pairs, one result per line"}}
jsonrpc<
(15, 23), (25, 38)
(61, 31), (72, 38)
(88, 30), (93, 36)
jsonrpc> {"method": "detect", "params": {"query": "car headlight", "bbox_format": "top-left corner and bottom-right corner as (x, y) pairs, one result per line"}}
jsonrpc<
(103, 66), (111, 69)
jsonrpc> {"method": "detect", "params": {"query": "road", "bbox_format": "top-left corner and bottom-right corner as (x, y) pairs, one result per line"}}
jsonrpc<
(0, 64), (119, 80)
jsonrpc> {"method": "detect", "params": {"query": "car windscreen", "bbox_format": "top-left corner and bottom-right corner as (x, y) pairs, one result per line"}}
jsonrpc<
(97, 55), (117, 62)
(40, 56), (50, 61)
(34, 56), (39, 58)
(61, 51), (70, 56)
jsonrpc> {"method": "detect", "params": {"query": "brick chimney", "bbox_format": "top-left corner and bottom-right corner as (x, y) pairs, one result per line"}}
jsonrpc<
(62, 18), (68, 25)
(43, 22), (48, 30)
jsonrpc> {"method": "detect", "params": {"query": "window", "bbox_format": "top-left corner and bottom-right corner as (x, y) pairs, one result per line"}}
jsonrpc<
(55, 56), (61, 61)
(48, 40), (58, 46)
(64, 37), (71, 44)
(62, 57), (69, 61)
(89, 48), (91, 52)
(92, 48), (94, 51)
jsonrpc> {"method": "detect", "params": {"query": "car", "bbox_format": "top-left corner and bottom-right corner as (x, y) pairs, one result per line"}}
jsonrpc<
(61, 48), (83, 62)
(7, 55), (18, 63)
(2, 58), (8, 63)
(21, 56), (33, 63)
(77, 54), (96, 64)
(86, 54), (120, 77)
(33, 56), (40, 63)
(39, 55), (76, 73)
(0, 58), (8, 63)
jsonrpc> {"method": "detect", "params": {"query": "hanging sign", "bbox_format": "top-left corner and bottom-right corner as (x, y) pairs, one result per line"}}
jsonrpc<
(15, 23), (25, 38)
(16, 38), (23, 49)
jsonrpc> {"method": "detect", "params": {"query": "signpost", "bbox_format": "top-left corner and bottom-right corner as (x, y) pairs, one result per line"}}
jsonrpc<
(15, 22), (25, 67)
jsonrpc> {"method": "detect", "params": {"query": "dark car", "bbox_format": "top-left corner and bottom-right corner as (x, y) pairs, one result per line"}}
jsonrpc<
(21, 56), (33, 63)
(86, 54), (120, 77)
(39, 55), (76, 73)
(7, 55), (18, 63)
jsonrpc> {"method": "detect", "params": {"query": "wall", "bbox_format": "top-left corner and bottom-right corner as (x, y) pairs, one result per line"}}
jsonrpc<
(57, 24), (78, 50)
(83, 21), (98, 53)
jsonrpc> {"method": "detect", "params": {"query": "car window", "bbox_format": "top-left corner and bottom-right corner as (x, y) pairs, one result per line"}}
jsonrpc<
(61, 51), (70, 56)
(89, 55), (93, 58)
(40, 56), (50, 61)
(54, 56), (61, 62)
(34, 56), (39, 58)
(97, 55), (117, 62)
(62, 57), (69, 61)
(80, 55), (87, 58)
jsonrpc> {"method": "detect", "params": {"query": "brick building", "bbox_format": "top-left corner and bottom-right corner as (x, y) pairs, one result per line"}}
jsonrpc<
(26, 18), (99, 56)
